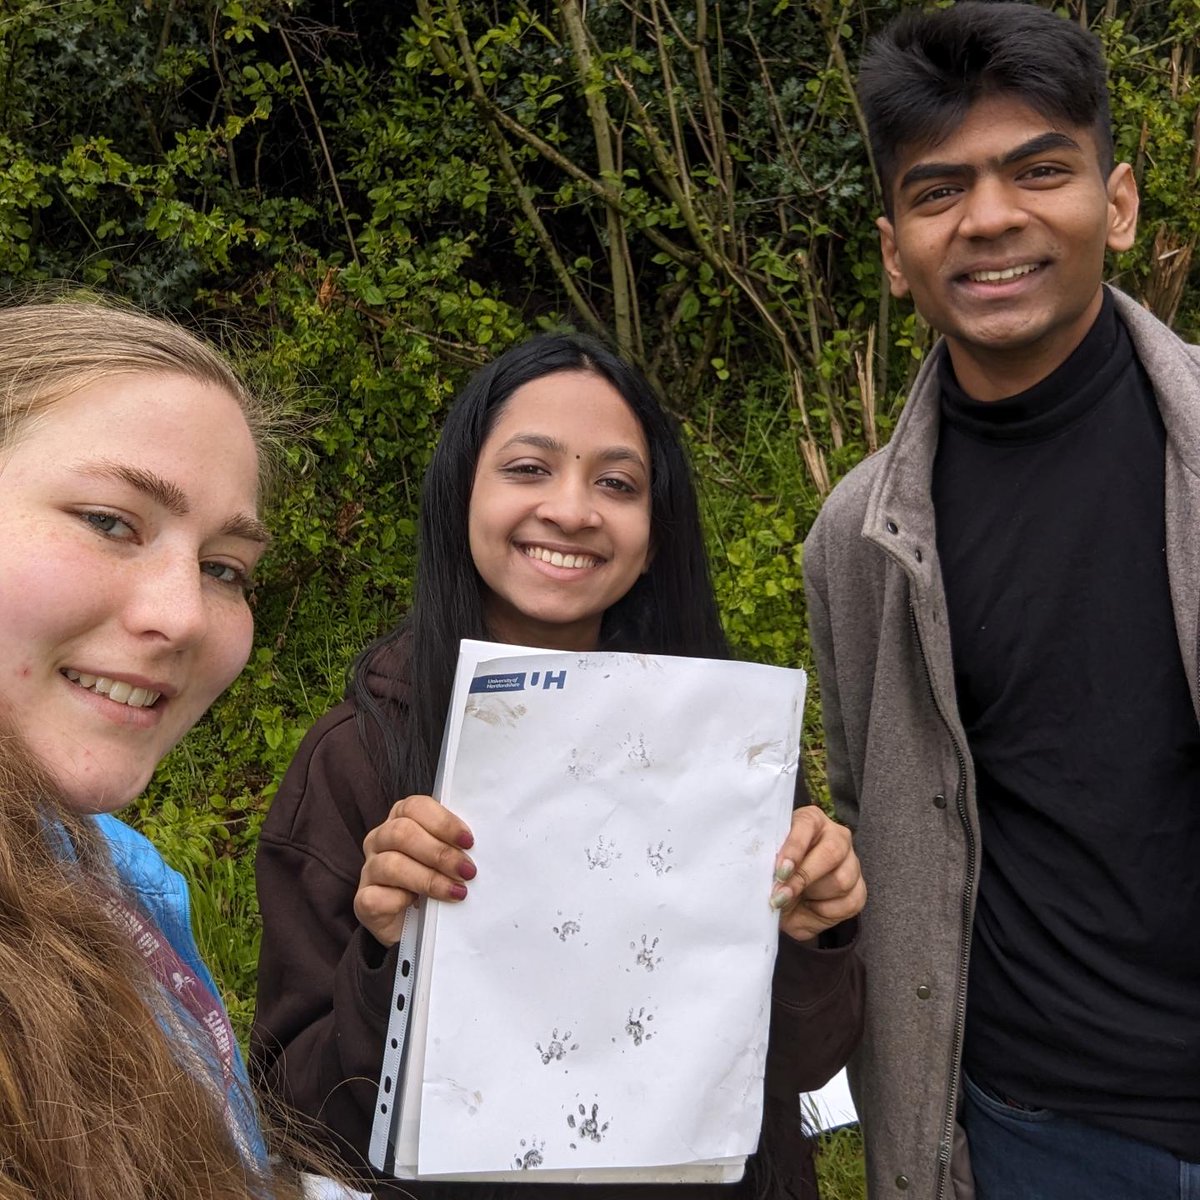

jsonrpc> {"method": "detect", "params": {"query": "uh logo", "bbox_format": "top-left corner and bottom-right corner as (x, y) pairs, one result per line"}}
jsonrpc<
(469, 668), (568, 694)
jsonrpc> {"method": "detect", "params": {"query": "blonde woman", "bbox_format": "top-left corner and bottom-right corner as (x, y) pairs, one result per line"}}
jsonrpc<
(0, 301), (304, 1200)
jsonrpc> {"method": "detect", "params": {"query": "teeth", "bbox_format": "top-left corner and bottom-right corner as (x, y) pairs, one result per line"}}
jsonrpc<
(63, 669), (161, 709)
(523, 546), (598, 569)
(968, 263), (1039, 283)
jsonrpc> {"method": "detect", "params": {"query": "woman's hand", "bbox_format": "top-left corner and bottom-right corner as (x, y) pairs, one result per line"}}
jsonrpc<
(353, 795), (477, 948)
(769, 806), (865, 943)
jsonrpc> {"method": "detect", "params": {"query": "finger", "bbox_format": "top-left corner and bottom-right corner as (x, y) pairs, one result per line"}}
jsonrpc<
(774, 806), (827, 872)
(354, 881), (418, 948)
(365, 806), (477, 886)
(361, 836), (476, 901)
(383, 794), (475, 851)
(790, 822), (854, 892)
(800, 855), (864, 902)
(355, 879), (417, 923)
(775, 876), (867, 941)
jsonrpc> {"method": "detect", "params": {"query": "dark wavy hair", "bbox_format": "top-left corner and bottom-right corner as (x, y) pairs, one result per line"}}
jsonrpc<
(859, 0), (1114, 217)
(351, 332), (729, 796)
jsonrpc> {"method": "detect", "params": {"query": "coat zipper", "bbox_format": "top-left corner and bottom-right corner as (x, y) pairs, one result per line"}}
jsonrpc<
(908, 602), (974, 1200)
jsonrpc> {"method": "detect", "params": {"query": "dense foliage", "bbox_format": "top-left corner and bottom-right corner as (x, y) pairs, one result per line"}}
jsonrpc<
(3, 0), (1196, 1068)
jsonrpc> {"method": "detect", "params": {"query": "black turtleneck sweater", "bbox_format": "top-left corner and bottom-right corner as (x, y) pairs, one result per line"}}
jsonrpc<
(932, 290), (1200, 1160)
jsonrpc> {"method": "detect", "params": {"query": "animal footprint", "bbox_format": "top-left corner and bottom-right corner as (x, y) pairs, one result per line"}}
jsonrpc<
(536, 1027), (579, 1065)
(646, 841), (673, 876)
(585, 835), (621, 870)
(513, 1137), (544, 1169)
(567, 1101), (610, 1145)
(567, 748), (598, 780)
(622, 732), (650, 767)
(625, 1006), (655, 1046)
(552, 912), (582, 941)
(631, 933), (662, 972)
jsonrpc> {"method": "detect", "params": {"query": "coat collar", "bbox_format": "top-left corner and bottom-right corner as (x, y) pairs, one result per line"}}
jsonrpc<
(863, 287), (1200, 559)
(861, 285), (1200, 710)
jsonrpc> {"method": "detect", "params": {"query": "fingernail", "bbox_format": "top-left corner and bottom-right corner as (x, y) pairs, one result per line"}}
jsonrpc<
(449, 883), (469, 901)
(457, 831), (475, 850)
(774, 858), (796, 884)
(459, 858), (477, 881)
(769, 887), (789, 910)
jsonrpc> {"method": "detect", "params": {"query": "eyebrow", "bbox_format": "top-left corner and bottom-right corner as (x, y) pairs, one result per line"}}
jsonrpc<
(74, 459), (272, 545)
(497, 433), (647, 469)
(899, 131), (1084, 192)
(220, 512), (273, 544)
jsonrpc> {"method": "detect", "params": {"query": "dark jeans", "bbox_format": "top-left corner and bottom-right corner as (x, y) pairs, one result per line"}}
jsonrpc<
(962, 1073), (1200, 1200)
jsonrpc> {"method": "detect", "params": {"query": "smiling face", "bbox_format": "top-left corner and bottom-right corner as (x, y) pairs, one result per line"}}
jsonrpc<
(468, 369), (653, 651)
(879, 94), (1138, 400)
(0, 372), (266, 812)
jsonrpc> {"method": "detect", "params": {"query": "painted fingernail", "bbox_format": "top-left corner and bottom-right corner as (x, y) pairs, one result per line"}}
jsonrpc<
(459, 858), (477, 881)
(457, 831), (475, 850)
(774, 858), (796, 884)
(449, 883), (469, 901)
(769, 887), (790, 910)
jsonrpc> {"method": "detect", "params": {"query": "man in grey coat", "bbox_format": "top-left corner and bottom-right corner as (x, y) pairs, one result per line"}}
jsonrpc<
(805, 4), (1200, 1198)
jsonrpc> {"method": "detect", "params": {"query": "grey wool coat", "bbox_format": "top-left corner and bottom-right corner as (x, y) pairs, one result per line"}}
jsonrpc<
(803, 288), (1200, 1200)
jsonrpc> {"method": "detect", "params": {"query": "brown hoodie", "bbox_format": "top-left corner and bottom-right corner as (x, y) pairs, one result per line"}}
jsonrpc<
(252, 652), (863, 1199)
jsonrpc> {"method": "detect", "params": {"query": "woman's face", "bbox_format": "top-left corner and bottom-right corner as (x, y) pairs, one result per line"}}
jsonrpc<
(468, 369), (653, 651)
(0, 371), (266, 812)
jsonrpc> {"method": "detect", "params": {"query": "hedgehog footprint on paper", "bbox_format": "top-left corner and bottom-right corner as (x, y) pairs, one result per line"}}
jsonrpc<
(646, 841), (674, 876)
(622, 731), (650, 767)
(631, 933), (662, 972)
(585, 836), (621, 870)
(552, 911), (582, 941)
(535, 1027), (579, 1065)
(567, 1102), (610, 1146)
(567, 748), (598, 780)
(625, 1006), (655, 1046)
(513, 1137), (544, 1170)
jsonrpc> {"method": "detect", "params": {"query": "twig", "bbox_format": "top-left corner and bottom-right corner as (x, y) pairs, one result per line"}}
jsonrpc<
(278, 25), (360, 269)
(561, 0), (638, 354)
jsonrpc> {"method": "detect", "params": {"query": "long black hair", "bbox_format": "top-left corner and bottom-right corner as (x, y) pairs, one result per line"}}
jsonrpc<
(351, 332), (729, 797)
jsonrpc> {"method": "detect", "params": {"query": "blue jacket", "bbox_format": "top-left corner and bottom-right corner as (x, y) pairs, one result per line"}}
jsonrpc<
(94, 812), (267, 1163)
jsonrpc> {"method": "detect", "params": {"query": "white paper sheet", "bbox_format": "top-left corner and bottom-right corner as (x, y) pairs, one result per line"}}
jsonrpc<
(802, 1068), (859, 1133)
(413, 647), (806, 1177)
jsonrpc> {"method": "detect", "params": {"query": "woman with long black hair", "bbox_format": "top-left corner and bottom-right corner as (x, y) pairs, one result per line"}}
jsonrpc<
(252, 333), (865, 1199)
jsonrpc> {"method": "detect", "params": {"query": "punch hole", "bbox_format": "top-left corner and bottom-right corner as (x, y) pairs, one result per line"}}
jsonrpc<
(397, 994), (406, 1012)
(401, 960), (412, 977)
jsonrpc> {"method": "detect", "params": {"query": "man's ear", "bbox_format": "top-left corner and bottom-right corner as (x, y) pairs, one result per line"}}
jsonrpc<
(877, 216), (911, 298)
(1105, 162), (1139, 254)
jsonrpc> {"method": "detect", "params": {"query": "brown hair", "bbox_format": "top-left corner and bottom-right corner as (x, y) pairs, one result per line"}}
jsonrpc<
(0, 718), (307, 1199)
